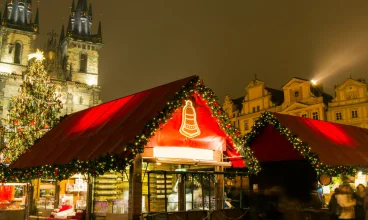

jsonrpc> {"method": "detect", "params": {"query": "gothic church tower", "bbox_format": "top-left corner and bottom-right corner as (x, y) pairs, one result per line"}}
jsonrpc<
(50, 0), (103, 114)
(0, 0), (39, 74)
(0, 0), (39, 119)
(60, 0), (103, 86)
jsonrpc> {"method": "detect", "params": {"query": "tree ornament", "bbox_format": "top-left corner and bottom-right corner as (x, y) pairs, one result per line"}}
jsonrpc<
(54, 168), (59, 177)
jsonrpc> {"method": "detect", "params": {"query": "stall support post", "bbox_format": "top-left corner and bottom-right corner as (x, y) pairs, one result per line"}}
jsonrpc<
(25, 183), (33, 219)
(215, 166), (224, 210)
(201, 175), (205, 210)
(240, 176), (243, 208)
(86, 175), (93, 220)
(164, 172), (168, 212)
(54, 181), (60, 209)
(128, 154), (143, 220)
(191, 174), (194, 210)
(147, 173), (151, 212)
(178, 174), (185, 211)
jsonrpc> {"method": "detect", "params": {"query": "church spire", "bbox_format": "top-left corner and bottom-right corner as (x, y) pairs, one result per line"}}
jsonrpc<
(98, 21), (102, 38)
(71, 0), (76, 11)
(64, 0), (102, 43)
(59, 25), (65, 45)
(34, 7), (39, 25)
(83, 0), (88, 12)
(88, 3), (92, 17)
(2, 2), (8, 23)
(76, 0), (88, 11)
(2, 1), (9, 21)
(2, 0), (38, 32)
(67, 15), (72, 36)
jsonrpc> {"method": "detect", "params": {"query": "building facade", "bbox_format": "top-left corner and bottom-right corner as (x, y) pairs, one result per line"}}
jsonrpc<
(276, 77), (332, 121)
(223, 78), (283, 134)
(224, 77), (339, 135)
(327, 78), (368, 128)
(0, 0), (103, 122)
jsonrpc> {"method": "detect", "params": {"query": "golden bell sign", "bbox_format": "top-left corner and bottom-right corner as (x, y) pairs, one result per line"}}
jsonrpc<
(180, 100), (201, 138)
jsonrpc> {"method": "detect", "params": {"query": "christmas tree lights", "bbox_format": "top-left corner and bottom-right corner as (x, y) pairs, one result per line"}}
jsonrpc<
(1, 50), (63, 163)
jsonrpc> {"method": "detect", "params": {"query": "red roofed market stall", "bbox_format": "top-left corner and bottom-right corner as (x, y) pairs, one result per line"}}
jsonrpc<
(244, 112), (368, 218)
(5, 76), (258, 220)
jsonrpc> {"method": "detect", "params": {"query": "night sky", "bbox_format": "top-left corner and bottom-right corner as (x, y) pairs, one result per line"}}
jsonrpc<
(34, 1), (368, 102)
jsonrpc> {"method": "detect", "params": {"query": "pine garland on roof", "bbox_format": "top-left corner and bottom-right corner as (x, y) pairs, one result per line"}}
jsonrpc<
(245, 112), (357, 176)
(1, 77), (260, 182)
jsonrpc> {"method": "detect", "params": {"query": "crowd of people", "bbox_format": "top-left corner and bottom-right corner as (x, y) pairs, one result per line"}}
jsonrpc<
(329, 184), (368, 220)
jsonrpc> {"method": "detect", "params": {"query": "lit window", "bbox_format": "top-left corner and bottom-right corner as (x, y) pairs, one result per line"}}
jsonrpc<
(301, 114), (307, 118)
(294, 91), (299, 97)
(14, 42), (22, 64)
(352, 110), (358, 118)
(79, 96), (83, 105)
(80, 53), (88, 72)
(252, 107), (255, 113)
(336, 112), (342, 120)
(257, 106), (260, 112)
(312, 112), (319, 120)
(244, 121), (249, 130)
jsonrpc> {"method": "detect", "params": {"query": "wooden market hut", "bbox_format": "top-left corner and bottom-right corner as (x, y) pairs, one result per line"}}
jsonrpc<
(7, 76), (258, 220)
(245, 112), (368, 207)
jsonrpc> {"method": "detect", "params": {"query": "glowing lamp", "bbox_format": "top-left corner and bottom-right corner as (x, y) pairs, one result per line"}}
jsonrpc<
(311, 79), (317, 85)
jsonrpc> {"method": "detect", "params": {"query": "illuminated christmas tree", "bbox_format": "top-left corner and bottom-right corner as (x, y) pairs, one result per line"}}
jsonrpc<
(2, 50), (63, 163)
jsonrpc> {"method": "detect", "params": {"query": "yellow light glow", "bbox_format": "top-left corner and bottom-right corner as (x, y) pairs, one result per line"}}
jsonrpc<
(311, 79), (317, 85)
(153, 147), (214, 161)
(179, 100), (200, 138)
(28, 49), (45, 61)
(0, 65), (11, 73)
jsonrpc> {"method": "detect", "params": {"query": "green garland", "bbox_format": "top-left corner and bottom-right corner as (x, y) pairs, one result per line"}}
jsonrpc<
(2, 77), (260, 182)
(245, 112), (357, 176)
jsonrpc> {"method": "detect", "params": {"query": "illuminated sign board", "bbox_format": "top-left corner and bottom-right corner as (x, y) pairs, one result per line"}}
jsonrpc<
(179, 100), (200, 138)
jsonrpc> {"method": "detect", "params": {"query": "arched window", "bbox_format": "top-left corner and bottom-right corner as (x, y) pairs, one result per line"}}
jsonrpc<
(80, 53), (87, 72)
(294, 91), (299, 97)
(14, 42), (22, 64)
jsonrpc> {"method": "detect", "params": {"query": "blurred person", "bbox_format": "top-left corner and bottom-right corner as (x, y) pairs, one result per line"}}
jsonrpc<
(354, 184), (366, 220)
(329, 188), (341, 220)
(337, 184), (356, 219)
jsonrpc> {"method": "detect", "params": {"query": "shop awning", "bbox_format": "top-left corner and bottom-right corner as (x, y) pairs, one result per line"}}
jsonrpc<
(248, 112), (368, 171)
(10, 76), (247, 174)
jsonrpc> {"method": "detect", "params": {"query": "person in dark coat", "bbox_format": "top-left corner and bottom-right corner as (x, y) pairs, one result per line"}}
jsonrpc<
(355, 184), (366, 220)
(329, 188), (340, 220)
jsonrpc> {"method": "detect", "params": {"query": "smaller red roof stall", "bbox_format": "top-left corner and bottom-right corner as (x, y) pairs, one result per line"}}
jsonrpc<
(8, 76), (258, 182)
(245, 112), (368, 201)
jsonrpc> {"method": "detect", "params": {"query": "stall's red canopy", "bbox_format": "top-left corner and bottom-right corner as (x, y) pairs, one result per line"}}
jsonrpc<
(11, 76), (244, 169)
(252, 113), (368, 166)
